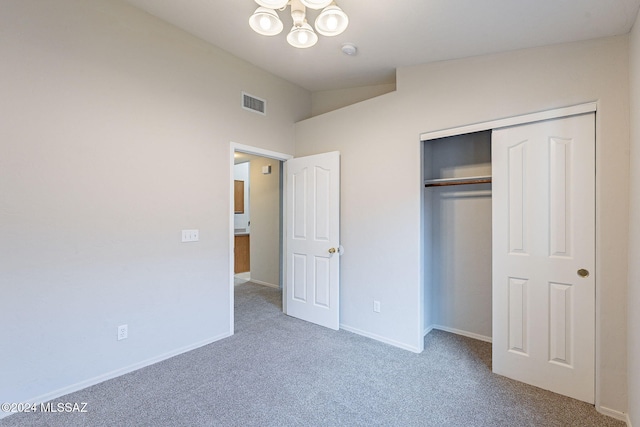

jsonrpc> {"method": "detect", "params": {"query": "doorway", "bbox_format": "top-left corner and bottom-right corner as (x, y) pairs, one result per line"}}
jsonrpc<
(229, 144), (342, 332)
(229, 143), (292, 331)
(233, 152), (282, 288)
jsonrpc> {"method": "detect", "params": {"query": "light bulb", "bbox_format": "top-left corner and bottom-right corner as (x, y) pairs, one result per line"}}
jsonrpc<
(249, 7), (283, 36)
(260, 15), (271, 30)
(298, 31), (308, 44)
(326, 15), (338, 31)
(315, 5), (348, 36)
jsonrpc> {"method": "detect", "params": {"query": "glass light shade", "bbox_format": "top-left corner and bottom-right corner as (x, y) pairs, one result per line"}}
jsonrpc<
(249, 7), (283, 36)
(286, 22), (318, 48)
(255, 0), (289, 9)
(300, 0), (332, 10)
(315, 4), (348, 36)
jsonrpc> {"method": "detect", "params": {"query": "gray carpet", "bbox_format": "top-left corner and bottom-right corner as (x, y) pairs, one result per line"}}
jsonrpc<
(1, 282), (624, 427)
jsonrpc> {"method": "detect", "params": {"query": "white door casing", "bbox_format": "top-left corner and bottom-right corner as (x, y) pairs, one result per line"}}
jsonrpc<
(284, 152), (340, 330)
(492, 113), (595, 403)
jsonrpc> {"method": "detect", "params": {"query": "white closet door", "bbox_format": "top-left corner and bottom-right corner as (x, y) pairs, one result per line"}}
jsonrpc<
(492, 113), (595, 403)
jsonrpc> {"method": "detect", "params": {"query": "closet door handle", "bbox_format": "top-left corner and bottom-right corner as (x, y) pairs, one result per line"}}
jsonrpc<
(328, 248), (337, 254)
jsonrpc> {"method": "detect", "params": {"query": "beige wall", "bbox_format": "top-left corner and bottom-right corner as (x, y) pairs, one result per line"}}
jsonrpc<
(295, 36), (630, 414)
(247, 155), (281, 288)
(311, 83), (396, 117)
(0, 0), (310, 406)
(2, 0), (636, 419)
(628, 7), (640, 425)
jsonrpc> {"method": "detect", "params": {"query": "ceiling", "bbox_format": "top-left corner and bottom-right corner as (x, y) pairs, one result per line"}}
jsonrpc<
(124, 0), (640, 92)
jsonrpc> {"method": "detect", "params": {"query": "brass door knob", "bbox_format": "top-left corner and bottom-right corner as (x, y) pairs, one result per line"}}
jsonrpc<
(577, 269), (590, 278)
(328, 248), (337, 254)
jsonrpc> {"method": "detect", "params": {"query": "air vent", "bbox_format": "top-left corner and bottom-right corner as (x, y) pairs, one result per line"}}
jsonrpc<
(242, 92), (266, 115)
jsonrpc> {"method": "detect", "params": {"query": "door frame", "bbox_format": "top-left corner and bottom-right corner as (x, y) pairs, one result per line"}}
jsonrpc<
(229, 142), (293, 335)
(419, 102), (601, 406)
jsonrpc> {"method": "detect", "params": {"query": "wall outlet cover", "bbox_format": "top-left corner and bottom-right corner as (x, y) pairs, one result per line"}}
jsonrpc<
(117, 324), (128, 341)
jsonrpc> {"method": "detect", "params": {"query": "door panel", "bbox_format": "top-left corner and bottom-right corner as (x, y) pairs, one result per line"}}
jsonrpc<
(285, 152), (340, 330)
(492, 113), (595, 403)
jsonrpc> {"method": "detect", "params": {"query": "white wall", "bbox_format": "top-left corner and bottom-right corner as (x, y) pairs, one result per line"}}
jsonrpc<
(295, 36), (630, 413)
(425, 132), (492, 340)
(0, 0), (310, 407)
(628, 7), (640, 426)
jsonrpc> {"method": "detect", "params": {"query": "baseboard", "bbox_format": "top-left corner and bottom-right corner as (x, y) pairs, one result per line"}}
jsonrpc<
(0, 332), (231, 420)
(249, 279), (279, 289)
(597, 405), (629, 424)
(428, 324), (492, 343)
(423, 325), (434, 337)
(339, 323), (422, 353)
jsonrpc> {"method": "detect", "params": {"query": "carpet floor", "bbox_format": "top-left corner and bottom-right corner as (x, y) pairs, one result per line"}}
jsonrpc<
(1, 282), (624, 426)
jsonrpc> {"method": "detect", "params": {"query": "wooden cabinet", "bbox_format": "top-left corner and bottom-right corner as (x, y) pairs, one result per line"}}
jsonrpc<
(234, 180), (245, 214)
(234, 234), (250, 274)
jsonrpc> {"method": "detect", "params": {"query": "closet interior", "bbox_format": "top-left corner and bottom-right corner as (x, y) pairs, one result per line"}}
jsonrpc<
(423, 130), (493, 341)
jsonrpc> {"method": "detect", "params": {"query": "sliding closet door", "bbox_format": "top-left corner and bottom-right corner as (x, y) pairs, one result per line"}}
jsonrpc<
(492, 113), (595, 403)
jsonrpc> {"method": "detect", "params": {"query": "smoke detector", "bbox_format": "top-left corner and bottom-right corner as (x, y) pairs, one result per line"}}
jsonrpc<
(341, 43), (357, 56)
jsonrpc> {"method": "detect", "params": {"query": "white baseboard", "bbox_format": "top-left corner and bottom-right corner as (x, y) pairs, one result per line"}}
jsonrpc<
(423, 325), (434, 337)
(597, 405), (629, 424)
(426, 324), (492, 343)
(0, 332), (231, 420)
(339, 323), (422, 353)
(249, 279), (279, 289)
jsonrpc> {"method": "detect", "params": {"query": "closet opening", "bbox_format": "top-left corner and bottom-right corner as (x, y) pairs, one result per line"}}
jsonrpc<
(420, 106), (597, 403)
(423, 130), (493, 343)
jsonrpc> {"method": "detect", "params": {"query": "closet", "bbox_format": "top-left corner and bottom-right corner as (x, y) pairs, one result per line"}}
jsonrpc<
(423, 130), (493, 341)
(421, 110), (596, 404)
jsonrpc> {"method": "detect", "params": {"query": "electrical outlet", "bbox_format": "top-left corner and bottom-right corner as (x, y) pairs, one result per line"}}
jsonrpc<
(117, 324), (128, 341)
(373, 300), (381, 313)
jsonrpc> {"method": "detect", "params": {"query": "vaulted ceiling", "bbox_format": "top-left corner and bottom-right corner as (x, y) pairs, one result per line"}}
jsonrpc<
(124, 0), (640, 92)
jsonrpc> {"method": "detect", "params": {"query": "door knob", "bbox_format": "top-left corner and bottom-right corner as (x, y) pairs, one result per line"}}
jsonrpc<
(577, 268), (589, 278)
(328, 248), (337, 254)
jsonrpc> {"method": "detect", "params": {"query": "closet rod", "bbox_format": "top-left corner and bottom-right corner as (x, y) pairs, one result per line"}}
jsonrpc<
(424, 178), (492, 188)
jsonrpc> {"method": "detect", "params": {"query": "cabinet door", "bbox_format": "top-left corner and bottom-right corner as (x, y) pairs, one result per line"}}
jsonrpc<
(234, 180), (245, 214)
(234, 235), (250, 274)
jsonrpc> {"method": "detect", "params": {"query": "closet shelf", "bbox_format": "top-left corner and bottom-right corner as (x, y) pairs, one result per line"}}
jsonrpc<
(424, 175), (492, 187)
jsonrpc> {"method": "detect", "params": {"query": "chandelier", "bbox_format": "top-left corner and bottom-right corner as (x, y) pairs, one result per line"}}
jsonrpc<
(249, 0), (349, 49)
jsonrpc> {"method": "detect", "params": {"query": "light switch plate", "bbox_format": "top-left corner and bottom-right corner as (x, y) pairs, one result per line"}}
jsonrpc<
(182, 229), (199, 242)
(373, 300), (381, 313)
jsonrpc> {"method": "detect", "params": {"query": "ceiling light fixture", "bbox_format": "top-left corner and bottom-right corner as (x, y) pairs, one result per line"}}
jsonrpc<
(249, 7), (284, 36)
(248, 0), (349, 49)
(255, 0), (289, 8)
(300, 0), (332, 9)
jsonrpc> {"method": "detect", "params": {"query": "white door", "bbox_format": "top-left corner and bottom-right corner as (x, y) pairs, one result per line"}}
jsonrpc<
(284, 152), (340, 330)
(492, 113), (595, 403)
